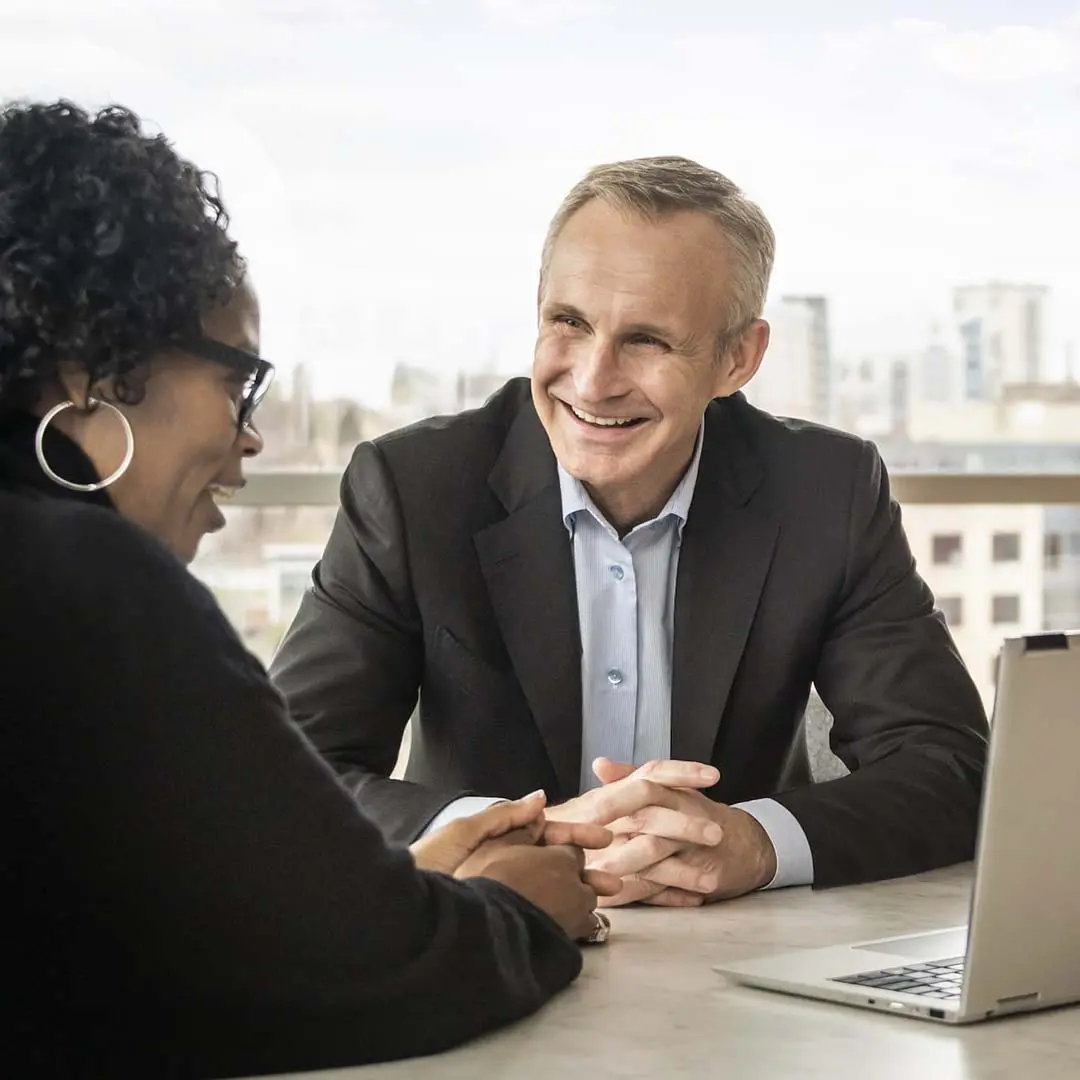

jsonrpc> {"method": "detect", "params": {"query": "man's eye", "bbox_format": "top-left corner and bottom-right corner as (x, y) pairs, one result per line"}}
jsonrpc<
(628, 334), (666, 349)
(554, 314), (583, 329)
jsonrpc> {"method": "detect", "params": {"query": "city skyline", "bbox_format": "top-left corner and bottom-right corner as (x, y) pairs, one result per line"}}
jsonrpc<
(3, 0), (1079, 403)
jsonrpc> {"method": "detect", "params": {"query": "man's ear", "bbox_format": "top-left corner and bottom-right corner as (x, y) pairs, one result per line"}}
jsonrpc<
(715, 319), (770, 396)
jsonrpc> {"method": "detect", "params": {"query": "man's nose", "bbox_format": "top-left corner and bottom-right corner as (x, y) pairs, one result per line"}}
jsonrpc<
(572, 338), (626, 403)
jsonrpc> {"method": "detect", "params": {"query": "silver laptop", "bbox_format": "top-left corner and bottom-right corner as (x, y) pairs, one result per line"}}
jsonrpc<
(716, 631), (1080, 1024)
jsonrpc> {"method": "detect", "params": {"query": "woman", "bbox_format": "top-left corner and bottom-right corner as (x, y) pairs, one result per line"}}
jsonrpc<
(0, 100), (615, 1079)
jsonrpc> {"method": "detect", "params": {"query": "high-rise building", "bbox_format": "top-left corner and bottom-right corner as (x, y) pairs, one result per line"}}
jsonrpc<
(953, 283), (1049, 400)
(749, 295), (832, 423)
(915, 321), (962, 405)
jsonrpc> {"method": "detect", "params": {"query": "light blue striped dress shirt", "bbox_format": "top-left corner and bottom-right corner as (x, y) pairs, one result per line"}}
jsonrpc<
(425, 428), (814, 890)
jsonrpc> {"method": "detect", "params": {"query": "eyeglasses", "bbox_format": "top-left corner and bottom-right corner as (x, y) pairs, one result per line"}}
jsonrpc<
(176, 335), (275, 431)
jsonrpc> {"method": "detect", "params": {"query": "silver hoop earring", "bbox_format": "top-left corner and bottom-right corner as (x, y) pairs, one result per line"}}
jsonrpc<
(35, 398), (135, 493)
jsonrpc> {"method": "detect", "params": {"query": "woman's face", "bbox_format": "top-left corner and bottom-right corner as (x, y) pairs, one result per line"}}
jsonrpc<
(72, 281), (265, 563)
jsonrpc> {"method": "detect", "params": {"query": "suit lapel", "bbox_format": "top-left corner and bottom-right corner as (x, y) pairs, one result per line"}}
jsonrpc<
(474, 404), (582, 798)
(671, 398), (780, 766)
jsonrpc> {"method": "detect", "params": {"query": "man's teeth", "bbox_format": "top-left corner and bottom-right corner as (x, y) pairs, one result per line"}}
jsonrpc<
(208, 484), (239, 502)
(570, 405), (639, 427)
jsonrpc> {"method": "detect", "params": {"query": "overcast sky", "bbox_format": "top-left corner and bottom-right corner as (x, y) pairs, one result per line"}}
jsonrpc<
(3, 0), (1079, 403)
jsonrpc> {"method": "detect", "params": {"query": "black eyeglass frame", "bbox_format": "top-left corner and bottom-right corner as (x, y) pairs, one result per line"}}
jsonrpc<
(176, 336), (275, 430)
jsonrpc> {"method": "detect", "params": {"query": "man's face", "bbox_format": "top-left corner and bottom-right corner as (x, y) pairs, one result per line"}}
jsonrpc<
(532, 198), (764, 528)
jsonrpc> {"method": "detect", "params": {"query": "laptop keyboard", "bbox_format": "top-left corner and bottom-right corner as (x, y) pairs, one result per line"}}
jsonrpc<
(831, 957), (965, 999)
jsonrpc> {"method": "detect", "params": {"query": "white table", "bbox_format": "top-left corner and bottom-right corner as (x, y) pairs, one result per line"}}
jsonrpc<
(266, 866), (1080, 1079)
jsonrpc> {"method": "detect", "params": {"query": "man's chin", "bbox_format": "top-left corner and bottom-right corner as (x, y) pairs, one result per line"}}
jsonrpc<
(558, 456), (637, 497)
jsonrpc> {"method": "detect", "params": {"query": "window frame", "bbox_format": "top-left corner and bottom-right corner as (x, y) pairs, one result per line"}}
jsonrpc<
(233, 472), (1080, 508)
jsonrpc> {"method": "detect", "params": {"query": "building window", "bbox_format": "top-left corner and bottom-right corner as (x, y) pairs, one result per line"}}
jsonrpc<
(932, 534), (963, 566)
(992, 595), (1021, 624)
(1025, 296), (1042, 382)
(937, 596), (963, 627)
(992, 532), (1021, 563)
(1045, 533), (1063, 569)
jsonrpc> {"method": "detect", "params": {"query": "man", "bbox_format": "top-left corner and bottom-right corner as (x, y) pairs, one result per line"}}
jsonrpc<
(271, 156), (988, 907)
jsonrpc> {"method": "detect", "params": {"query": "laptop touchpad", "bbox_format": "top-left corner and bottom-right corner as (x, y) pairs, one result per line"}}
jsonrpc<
(853, 927), (968, 960)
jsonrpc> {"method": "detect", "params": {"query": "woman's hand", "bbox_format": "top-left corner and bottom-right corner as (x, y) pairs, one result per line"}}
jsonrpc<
(411, 791), (550, 875)
(457, 842), (619, 942)
(411, 790), (617, 885)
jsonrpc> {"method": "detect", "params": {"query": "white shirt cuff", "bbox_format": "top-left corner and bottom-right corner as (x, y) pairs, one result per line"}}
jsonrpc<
(733, 798), (815, 890)
(421, 795), (506, 838)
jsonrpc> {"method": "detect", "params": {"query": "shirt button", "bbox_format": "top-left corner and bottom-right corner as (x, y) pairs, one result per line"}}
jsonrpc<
(609, 564), (625, 581)
(606, 669), (624, 686)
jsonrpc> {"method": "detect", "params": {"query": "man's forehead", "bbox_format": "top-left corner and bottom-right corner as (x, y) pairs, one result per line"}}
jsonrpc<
(543, 225), (729, 326)
(548, 203), (728, 282)
(554, 199), (729, 259)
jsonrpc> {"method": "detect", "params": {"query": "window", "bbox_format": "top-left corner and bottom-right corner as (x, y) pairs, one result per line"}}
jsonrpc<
(937, 596), (963, 627)
(1044, 586), (1080, 626)
(932, 534), (963, 566)
(1045, 533), (1063, 569)
(992, 595), (1021, 625)
(992, 532), (1021, 562)
(192, 507), (337, 666)
(18, 4), (1069, 726)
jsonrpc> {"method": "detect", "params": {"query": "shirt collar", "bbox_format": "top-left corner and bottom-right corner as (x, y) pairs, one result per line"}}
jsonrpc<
(557, 422), (705, 539)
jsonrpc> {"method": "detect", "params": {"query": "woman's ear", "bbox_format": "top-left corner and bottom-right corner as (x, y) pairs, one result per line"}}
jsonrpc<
(54, 362), (95, 410)
(55, 363), (127, 410)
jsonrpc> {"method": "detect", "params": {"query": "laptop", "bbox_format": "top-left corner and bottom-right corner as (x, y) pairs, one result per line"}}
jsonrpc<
(716, 630), (1080, 1024)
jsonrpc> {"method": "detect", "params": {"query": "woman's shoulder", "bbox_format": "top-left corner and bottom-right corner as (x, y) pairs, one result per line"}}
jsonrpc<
(1, 490), (234, 646)
(5, 488), (182, 579)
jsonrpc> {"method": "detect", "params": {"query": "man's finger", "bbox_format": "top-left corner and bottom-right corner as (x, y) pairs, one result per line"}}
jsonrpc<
(542, 819), (612, 849)
(597, 873), (666, 908)
(633, 759), (720, 788)
(583, 868), (623, 897)
(588, 832), (683, 877)
(591, 758), (637, 785)
(593, 757), (719, 790)
(641, 852), (721, 895)
(642, 886), (706, 908)
(575, 778), (684, 825)
(609, 806), (724, 846)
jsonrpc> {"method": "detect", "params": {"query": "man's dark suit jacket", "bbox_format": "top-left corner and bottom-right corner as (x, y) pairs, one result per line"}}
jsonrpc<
(272, 377), (989, 888)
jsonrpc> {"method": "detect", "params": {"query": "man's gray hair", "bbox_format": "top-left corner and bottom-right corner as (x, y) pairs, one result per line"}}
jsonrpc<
(540, 156), (776, 350)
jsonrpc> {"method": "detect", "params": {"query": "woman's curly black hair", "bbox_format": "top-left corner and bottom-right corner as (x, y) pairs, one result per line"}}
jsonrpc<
(0, 99), (245, 408)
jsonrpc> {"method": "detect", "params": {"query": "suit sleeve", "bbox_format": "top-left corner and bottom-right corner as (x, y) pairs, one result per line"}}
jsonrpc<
(21, 510), (580, 1077)
(772, 441), (989, 888)
(270, 440), (475, 841)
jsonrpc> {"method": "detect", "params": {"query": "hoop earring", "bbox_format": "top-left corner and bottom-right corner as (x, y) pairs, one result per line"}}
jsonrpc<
(35, 398), (135, 493)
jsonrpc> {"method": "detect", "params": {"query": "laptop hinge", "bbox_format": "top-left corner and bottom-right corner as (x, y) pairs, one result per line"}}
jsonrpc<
(1022, 633), (1070, 652)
